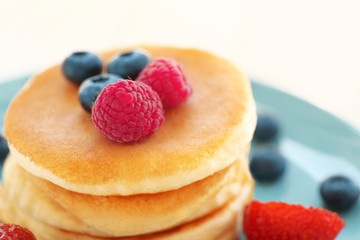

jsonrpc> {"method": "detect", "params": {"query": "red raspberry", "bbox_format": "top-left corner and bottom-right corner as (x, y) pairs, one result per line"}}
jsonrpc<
(136, 58), (192, 108)
(92, 80), (165, 143)
(0, 223), (37, 240)
(243, 201), (345, 240)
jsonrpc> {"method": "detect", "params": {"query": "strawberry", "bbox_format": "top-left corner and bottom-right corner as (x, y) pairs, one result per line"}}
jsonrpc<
(243, 201), (345, 240)
(0, 223), (37, 239)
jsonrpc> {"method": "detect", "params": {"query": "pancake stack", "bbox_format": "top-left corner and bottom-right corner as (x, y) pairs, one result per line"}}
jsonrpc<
(0, 46), (257, 239)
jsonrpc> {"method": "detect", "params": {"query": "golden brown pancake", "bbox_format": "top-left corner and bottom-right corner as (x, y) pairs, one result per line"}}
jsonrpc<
(4, 46), (257, 196)
(0, 182), (253, 240)
(2, 153), (252, 236)
(1, 155), (111, 237)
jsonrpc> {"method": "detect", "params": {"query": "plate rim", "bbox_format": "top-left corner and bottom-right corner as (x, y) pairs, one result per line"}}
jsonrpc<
(250, 78), (360, 136)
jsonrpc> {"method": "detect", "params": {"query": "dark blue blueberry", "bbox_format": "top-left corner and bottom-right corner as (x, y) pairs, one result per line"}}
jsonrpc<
(320, 175), (359, 211)
(250, 146), (286, 182)
(107, 49), (151, 80)
(254, 113), (280, 141)
(0, 135), (9, 162)
(78, 74), (120, 112)
(62, 52), (103, 85)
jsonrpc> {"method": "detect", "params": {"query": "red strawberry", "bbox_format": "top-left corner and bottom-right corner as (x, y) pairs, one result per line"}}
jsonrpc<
(243, 201), (345, 240)
(0, 223), (37, 239)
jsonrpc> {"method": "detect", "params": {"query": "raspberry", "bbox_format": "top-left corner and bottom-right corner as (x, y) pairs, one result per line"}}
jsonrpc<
(0, 223), (37, 240)
(92, 80), (165, 143)
(243, 201), (345, 240)
(136, 58), (192, 108)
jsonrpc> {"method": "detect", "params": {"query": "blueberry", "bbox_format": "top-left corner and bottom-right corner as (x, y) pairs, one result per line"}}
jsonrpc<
(320, 175), (359, 211)
(107, 49), (151, 80)
(250, 146), (286, 182)
(78, 74), (120, 112)
(254, 113), (280, 141)
(62, 52), (103, 85)
(0, 135), (9, 162)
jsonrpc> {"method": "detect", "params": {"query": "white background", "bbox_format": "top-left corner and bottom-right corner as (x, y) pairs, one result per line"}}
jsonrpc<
(0, 0), (359, 128)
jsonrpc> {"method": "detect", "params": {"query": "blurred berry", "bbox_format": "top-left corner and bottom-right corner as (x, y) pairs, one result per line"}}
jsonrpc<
(321, 175), (359, 211)
(254, 113), (280, 141)
(0, 135), (9, 162)
(250, 146), (286, 182)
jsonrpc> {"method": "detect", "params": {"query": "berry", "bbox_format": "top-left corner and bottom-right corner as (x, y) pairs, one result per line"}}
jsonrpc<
(320, 175), (359, 211)
(250, 146), (286, 182)
(0, 223), (37, 240)
(107, 50), (151, 80)
(92, 80), (164, 143)
(0, 135), (9, 162)
(137, 58), (192, 108)
(254, 113), (280, 141)
(62, 52), (103, 85)
(243, 201), (345, 240)
(78, 74), (120, 112)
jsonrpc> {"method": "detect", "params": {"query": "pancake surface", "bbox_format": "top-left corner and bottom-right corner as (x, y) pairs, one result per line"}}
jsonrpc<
(0, 182), (253, 240)
(4, 46), (256, 195)
(2, 154), (252, 236)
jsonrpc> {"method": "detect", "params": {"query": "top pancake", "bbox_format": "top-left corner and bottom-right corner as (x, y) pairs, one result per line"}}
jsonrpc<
(4, 46), (256, 196)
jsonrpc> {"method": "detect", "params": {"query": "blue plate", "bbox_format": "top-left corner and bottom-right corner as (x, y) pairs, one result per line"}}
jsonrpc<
(1, 76), (360, 239)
